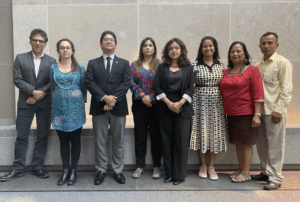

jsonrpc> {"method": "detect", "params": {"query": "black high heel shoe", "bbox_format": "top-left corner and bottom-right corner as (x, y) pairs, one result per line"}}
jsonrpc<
(173, 179), (184, 185)
(164, 177), (173, 183)
(57, 168), (70, 186)
(67, 169), (77, 186)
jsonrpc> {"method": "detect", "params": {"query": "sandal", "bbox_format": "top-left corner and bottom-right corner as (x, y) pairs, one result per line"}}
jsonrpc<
(229, 169), (241, 179)
(231, 171), (251, 183)
(263, 181), (281, 190)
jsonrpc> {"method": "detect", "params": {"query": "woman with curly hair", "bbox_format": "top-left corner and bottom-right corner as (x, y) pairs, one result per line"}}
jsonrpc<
(50, 38), (86, 186)
(153, 38), (194, 185)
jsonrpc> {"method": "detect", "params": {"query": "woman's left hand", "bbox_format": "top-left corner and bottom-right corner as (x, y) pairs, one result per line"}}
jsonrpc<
(252, 115), (261, 127)
(169, 102), (181, 113)
(142, 95), (152, 107)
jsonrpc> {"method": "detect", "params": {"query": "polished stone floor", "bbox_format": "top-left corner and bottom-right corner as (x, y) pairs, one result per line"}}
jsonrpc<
(0, 171), (299, 192)
(1, 171), (300, 202)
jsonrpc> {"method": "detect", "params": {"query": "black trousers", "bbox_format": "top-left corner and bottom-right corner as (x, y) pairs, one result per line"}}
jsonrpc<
(13, 106), (51, 171)
(159, 93), (191, 180)
(56, 127), (82, 170)
(132, 100), (162, 168)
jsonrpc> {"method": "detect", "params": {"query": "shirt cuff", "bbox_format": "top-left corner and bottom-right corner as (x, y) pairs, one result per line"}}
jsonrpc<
(183, 94), (192, 103)
(274, 106), (285, 114)
(101, 95), (106, 102)
(156, 93), (166, 100)
(254, 99), (264, 103)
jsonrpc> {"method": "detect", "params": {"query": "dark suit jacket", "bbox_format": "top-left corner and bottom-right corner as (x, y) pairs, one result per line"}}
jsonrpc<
(85, 55), (131, 116)
(13, 51), (56, 108)
(153, 63), (194, 119)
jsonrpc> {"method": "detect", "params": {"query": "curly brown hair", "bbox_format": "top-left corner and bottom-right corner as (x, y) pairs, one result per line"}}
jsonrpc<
(162, 38), (190, 68)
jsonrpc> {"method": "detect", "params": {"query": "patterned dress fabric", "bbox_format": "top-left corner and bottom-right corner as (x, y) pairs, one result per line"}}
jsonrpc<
(190, 59), (228, 153)
(50, 64), (86, 132)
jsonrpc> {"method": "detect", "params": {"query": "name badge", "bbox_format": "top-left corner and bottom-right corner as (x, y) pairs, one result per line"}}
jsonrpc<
(264, 75), (275, 84)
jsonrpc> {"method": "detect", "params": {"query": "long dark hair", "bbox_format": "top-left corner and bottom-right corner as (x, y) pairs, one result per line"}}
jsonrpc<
(227, 41), (251, 69)
(195, 36), (220, 63)
(162, 38), (190, 68)
(135, 37), (158, 73)
(56, 38), (79, 71)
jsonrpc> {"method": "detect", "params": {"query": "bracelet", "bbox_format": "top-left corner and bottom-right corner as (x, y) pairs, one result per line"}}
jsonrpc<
(254, 113), (261, 117)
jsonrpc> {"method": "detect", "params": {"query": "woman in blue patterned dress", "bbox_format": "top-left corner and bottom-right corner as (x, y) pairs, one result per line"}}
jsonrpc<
(50, 38), (86, 186)
(189, 36), (228, 181)
(130, 37), (162, 179)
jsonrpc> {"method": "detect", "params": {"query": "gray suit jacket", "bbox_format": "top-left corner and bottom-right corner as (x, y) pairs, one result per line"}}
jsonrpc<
(13, 51), (56, 108)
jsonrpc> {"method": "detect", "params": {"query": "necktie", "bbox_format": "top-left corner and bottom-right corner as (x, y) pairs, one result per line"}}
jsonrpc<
(106, 57), (111, 75)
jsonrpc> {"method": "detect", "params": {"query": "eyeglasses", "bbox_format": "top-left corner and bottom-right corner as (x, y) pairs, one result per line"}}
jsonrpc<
(59, 46), (72, 51)
(103, 38), (116, 42)
(31, 39), (45, 43)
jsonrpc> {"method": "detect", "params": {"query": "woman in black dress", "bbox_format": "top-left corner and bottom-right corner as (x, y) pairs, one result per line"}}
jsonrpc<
(153, 38), (194, 185)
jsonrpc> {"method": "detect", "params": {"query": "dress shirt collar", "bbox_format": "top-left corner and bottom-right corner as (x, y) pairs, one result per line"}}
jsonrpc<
(103, 54), (115, 60)
(258, 52), (278, 64)
(32, 52), (44, 60)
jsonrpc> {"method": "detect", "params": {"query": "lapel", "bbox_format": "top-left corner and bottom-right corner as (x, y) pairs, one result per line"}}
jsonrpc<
(180, 66), (187, 94)
(27, 52), (36, 79)
(164, 64), (170, 88)
(98, 56), (108, 82)
(37, 55), (46, 79)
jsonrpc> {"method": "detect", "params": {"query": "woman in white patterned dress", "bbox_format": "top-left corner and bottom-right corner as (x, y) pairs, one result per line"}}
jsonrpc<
(190, 36), (228, 180)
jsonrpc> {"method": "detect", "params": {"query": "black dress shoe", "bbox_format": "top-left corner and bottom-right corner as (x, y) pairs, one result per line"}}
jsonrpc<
(114, 173), (125, 184)
(0, 170), (26, 182)
(94, 171), (106, 185)
(57, 168), (70, 186)
(67, 169), (77, 186)
(251, 173), (268, 181)
(31, 169), (49, 178)
(164, 177), (173, 183)
(173, 179), (183, 185)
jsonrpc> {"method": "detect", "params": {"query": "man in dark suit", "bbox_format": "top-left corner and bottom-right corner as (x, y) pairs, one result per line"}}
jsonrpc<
(85, 31), (131, 185)
(0, 29), (56, 182)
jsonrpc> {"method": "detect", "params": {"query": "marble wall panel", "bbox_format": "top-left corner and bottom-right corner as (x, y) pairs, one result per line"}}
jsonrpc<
(139, 0), (230, 4)
(0, 8), (13, 64)
(231, 2), (300, 60)
(0, 65), (15, 119)
(48, 5), (138, 63)
(139, 4), (230, 62)
(232, 0), (300, 2)
(0, 0), (12, 7)
(12, 5), (48, 57)
(13, 0), (47, 5)
(48, 0), (137, 5)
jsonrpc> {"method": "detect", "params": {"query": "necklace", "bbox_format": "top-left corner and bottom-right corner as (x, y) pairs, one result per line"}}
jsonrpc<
(170, 65), (179, 68)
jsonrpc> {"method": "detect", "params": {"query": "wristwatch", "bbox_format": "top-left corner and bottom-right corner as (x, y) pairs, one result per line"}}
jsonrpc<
(254, 113), (261, 117)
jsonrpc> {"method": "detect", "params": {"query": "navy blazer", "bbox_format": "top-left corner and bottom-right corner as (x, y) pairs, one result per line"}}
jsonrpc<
(85, 55), (131, 116)
(153, 63), (194, 119)
(13, 51), (56, 108)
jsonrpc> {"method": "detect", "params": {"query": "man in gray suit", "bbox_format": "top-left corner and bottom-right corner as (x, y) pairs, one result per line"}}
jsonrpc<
(85, 30), (131, 185)
(0, 29), (56, 181)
